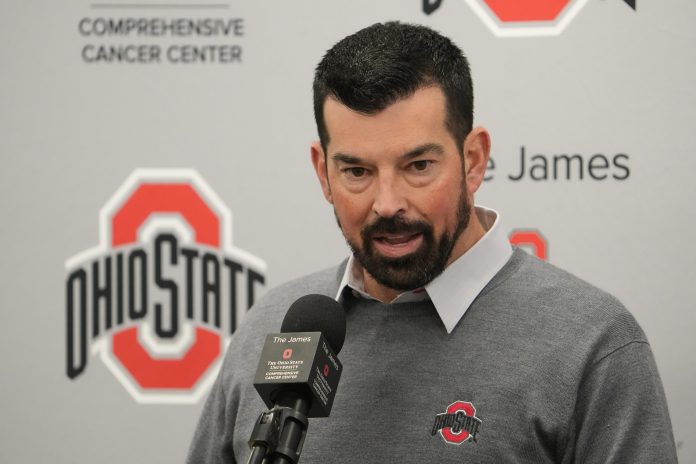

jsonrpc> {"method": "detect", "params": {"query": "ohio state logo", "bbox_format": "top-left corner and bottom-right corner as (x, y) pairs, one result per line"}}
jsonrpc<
(423, 0), (636, 37)
(509, 229), (548, 260)
(431, 401), (482, 444)
(65, 169), (266, 404)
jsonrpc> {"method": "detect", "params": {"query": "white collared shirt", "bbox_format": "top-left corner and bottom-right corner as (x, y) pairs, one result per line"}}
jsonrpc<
(335, 206), (513, 333)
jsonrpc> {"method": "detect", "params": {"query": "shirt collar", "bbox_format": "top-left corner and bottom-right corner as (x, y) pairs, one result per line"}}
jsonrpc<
(335, 206), (512, 333)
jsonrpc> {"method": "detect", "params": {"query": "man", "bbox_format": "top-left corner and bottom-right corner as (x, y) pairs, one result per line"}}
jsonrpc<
(187, 22), (677, 463)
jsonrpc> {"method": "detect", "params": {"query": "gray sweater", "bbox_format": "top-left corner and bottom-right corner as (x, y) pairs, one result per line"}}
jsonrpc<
(187, 249), (677, 463)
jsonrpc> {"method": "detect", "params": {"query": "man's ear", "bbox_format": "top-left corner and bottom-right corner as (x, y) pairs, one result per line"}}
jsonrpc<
(311, 141), (333, 204)
(462, 127), (491, 195)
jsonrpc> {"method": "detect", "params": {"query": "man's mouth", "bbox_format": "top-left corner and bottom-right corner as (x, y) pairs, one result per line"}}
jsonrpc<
(372, 232), (423, 258)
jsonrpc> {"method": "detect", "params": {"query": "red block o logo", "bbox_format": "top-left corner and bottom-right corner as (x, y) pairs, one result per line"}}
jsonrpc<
(65, 169), (267, 404)
(509, 229), (548, 261)
(441, 401), (478, 444)
(482, 0), (572, 22)
(110, 183), (222, 391)
(464, 0), (590, 37)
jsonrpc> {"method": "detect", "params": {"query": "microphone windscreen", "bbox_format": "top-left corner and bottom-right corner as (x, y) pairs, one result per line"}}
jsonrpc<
(280, 294), (346, 354)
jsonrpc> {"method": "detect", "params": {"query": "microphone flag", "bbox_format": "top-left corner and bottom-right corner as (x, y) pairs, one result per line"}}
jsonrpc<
(253, 331), (342, 418)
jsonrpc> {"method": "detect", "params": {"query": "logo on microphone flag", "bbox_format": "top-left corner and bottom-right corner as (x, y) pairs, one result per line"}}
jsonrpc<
(65, 169), (266, 404)
(431, 401), (482, 444)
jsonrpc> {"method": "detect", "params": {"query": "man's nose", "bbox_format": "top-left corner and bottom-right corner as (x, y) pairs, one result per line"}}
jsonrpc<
(372, 175), (407, 218)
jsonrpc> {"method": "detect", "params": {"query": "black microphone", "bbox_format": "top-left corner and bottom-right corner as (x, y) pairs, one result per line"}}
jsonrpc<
(247, 294), (346, 464)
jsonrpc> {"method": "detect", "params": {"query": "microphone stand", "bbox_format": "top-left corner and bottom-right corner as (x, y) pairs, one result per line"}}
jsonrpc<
(247, 391), (310, 464)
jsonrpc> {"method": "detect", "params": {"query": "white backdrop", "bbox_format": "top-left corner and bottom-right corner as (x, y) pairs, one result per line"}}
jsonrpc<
(2, 0), (695, 462)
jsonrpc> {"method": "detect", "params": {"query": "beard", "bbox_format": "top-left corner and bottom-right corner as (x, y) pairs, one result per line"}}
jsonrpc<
(341, 188), (471, 292)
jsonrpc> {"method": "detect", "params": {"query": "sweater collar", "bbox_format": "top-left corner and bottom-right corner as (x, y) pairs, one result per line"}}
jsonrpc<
(336, 206), (512, 333)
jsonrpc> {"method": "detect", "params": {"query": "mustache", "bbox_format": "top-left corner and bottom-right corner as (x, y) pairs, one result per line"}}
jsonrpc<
(361, 215), (431, 238)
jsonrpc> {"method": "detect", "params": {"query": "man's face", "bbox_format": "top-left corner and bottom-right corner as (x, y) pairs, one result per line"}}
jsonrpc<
(312, 86), (482, 297)
(345, 186), (470, 291)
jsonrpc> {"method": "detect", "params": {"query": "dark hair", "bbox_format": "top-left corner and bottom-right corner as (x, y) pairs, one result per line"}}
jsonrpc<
(313, 21), (474, 153)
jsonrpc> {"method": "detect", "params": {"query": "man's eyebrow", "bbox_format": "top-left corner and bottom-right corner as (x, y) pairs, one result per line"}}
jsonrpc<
(330, 143), (444, 165)
(331, 153), (363, 164)
(400, 143), (444, 161)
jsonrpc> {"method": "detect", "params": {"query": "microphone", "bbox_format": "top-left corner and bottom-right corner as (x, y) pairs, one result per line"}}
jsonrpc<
(247, 294), (346, 464)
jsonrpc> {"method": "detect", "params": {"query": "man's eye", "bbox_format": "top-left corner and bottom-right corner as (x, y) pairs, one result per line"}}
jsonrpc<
(410, 160), (432, 171)
(345, 167), (367, 178)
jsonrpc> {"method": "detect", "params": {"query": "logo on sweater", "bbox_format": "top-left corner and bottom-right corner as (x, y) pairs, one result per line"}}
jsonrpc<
(431, 401), (482, 444)
(64, 169), (266, 404)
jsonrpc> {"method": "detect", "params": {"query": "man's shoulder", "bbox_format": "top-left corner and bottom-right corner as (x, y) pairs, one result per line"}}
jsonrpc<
(492, 248), (624, 306)
(239, 261), (347, 332)
(217, 261), (347, 381)
(483, 248), (647, 343)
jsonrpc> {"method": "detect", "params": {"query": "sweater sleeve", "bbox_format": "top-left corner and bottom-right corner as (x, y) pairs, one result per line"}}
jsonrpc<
(562, 341), (677, 463)
(186, 368), (237, 464)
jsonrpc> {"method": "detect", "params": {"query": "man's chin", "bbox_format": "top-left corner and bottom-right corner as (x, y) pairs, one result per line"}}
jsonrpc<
(359, 254), (431, 290)
(374, 254), (420, 268)
(370, 269), (429, 292)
